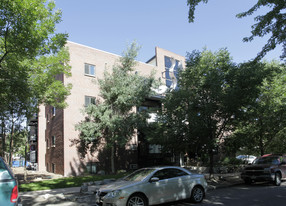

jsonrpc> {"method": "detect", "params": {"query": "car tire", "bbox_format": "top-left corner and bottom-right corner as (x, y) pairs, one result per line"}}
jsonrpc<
(244, 179), (252, 185)
(274, 172), (281, 186)
(127, 194), (148, 206)
(190, 186), (204, 203)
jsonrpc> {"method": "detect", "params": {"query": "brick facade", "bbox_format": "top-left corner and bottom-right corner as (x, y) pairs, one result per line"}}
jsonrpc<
(45, 106), (64, 175)
(38, 41), (186, 176)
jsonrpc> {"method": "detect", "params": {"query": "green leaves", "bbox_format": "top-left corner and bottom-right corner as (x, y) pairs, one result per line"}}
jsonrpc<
(155, 48), (270, 166)
(187, 0), (208, 23)
(232, 61), (286, 155)
(76, 42), (155, 155)
(0, 0), (68, 63)
(187, 0), (286, 61)
(0, 0), (71, 156)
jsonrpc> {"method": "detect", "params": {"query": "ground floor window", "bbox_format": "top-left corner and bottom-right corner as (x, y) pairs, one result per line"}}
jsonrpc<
(86, 162), (97, 174)
(149, 144), (162, 153)
(52, 163), (56, 173)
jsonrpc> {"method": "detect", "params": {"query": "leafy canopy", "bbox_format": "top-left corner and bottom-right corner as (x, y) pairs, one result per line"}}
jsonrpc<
(187, 0), (286, 61)
(0, 0), (71, 110)
(228, 61), (286, 155)
(151, 48), (266, 169)
(0, 0), (71, 158)
(76, 42), (155, 156)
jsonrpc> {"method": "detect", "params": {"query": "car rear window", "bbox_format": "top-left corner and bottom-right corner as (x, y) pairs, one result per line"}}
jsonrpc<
(254, 156), (281, 165)
(0, 160), (12, 180)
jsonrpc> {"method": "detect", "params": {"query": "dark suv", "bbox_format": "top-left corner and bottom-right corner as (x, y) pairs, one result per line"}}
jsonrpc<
(241, 154), (286, 186)
(0, 157), (19, 205)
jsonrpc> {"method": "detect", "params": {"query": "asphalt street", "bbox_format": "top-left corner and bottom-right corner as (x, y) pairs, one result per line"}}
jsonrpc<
(160, 181), (286, 206)
(201, 181), (286, 206)
(20, 181), (286, 206)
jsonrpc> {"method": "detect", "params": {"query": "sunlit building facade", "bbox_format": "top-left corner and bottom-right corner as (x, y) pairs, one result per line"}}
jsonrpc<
(37, 41), (185, 176)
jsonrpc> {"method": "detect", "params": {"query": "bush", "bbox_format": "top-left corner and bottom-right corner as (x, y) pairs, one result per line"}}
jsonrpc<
(222, 157), (243, 165)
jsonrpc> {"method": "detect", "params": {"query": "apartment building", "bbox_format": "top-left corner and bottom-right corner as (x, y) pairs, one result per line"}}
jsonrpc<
(37, 41), (185, 176)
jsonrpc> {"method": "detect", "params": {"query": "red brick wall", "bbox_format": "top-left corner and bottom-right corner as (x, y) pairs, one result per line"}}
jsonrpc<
(45, 73), (65, 175)
(45, 105), (64, 175)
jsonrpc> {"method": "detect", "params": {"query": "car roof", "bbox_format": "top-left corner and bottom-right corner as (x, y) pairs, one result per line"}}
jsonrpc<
(140, 166), (190, 171)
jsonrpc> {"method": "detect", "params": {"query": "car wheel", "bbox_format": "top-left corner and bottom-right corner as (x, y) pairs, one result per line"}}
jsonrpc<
(190, 186), (204, 203)
(244, 179), (252, 185)
(127, 194), (148, 206)
(274, 173), (281, 186)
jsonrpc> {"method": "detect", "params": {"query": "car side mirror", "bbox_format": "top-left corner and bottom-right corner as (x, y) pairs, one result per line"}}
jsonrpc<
(150, 177), (159, 183)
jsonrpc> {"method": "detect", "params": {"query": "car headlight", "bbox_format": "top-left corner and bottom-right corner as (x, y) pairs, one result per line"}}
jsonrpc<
(106, 190), (122, 198)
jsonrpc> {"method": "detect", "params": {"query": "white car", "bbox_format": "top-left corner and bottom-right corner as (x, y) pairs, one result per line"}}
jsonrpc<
(236, 155), (257, 164)
(95, 166), (208, 206)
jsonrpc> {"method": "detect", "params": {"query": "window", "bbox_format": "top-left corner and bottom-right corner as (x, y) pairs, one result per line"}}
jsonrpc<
(0, 159), (12, 180)
(51, 163), (55, 173)
(152, 168), (188, 180)
(86, 162), (97, 174)
(164, 56), (181, 90)
(52, 107), (56, 116)
(149, 144), (162, 153)
(85, 96), (96, 107)
(84, 63), (95, 76)
(51, 136), (56, 147)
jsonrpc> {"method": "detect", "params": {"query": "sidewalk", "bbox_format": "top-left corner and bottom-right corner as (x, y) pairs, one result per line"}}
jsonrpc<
(205, 172), (244, 190)
(19, 172), (243, 206)
(19, 187), (96, 206)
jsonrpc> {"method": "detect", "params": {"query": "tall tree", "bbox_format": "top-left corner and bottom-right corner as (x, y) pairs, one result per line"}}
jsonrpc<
(76, 43), (155, 173)
(187, 0), (286, 61)
(227, 61), (286, 155)
(0, 0), (71, 162)
(152, 49), (266, 174)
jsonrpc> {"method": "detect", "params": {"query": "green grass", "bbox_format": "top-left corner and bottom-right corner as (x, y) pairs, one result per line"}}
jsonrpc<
(19, 173), (126, 192)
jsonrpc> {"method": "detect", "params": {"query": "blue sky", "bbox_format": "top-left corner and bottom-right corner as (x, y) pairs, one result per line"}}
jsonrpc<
(55, 0), (282, 64)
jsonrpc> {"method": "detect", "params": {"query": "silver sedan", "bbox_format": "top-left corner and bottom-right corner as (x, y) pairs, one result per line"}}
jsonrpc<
(95, 166), (208, 206)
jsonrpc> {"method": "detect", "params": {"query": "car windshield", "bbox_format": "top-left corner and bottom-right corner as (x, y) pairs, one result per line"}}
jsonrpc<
(123, 168), (156, 182)
(253, 156), (281, 165)
(0, 160), (12, 180)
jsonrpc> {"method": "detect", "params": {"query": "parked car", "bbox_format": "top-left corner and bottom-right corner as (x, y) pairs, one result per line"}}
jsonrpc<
(0, 157), (20, 205)
(95, 166), (208, 206)
(241, 154), (286, 186)
(236, 155), (256, 164)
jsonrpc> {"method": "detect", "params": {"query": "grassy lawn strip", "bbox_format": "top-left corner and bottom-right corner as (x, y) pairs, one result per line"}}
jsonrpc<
(19, 173), (126, 192)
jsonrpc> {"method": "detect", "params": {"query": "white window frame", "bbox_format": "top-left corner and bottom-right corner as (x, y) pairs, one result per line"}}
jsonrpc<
(84, 63), (95, 77)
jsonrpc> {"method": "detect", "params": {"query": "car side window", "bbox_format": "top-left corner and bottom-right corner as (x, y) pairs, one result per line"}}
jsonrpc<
(170, 168), (188, 177)
(152, 169), (169, 180)
(152, 168), (188, 180)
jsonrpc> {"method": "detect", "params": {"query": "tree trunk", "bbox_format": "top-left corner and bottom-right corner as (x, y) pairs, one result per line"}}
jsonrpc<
(8, 120), (14, 166)
(111, 145), (115, 174)
(24, 140), (28, 182)
(1, 119), (5, 157)
(209, 149), (214, 178)
(259, 134), (264, 156)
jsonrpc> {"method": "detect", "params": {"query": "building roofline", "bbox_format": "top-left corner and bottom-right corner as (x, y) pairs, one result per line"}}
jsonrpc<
(67, 41), (157, 67)
(146, 55), (156, 64)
